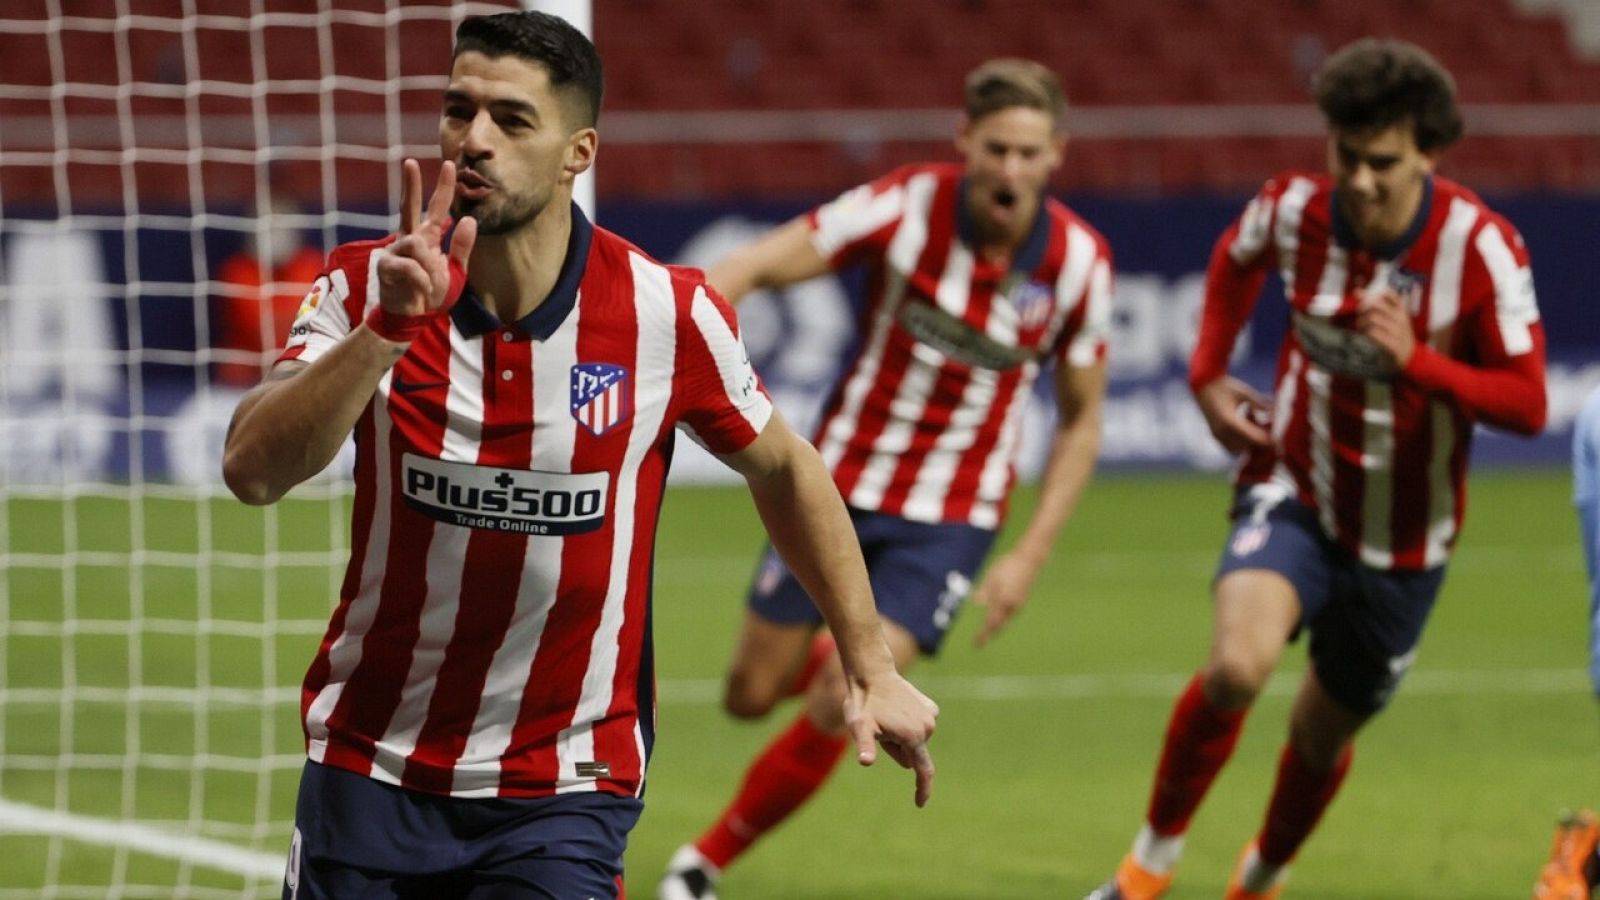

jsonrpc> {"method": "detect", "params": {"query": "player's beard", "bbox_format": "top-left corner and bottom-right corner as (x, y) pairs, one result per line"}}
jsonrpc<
(455, 189), (542, 237)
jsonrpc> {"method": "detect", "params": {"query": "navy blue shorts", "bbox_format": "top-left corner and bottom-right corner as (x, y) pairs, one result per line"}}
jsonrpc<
(1216, 484), (1446, 715)
(284, 761), (642, 900)
(747, 507), (997, 655)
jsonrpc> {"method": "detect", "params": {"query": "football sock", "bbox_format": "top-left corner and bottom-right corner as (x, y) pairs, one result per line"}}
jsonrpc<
(1143, 672), (1248, 837)
(1257, 742), (1353, 866)
(785, 632), (836, 698)
(1131, 823), (1186, 875)
(693, 711), (848, 870)
(1234, 842), (1289, 894)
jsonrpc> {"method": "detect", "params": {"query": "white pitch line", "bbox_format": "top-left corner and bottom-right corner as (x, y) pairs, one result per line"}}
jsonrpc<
(653, 667), (1592, 705)
(0, 799), (284, 881)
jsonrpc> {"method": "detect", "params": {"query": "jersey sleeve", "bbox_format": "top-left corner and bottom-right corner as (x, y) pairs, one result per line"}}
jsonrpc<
(1187, 179), (1284, 391)
(674, 283), (774, 454)
(1401, 215), (1547, 435)
(1052, 229), (1114, 368)
(276, 242), (375, 366)
(805, 166), (913, 268)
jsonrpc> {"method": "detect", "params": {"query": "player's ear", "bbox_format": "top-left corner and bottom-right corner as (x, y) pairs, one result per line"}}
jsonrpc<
(953, 116), (974, 157)
(564, 127), (597, 179)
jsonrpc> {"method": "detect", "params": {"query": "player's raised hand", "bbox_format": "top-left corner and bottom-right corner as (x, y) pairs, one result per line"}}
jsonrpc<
(1358, 288), (1417, 370)
(971, 551), (1037, 648)
(843, 672), (938, 807)
(374, 158), (478, 320)
(1195, 375), (1273, 454)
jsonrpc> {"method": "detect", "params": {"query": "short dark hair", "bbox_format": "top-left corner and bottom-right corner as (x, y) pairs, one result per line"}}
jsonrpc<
(454, 11), (603, 128)
(1314, 38), (1463, 152)
(964, 58), (1066, 128)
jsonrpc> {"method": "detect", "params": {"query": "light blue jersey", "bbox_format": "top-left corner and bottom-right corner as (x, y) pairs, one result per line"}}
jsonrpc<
(1575, 384), (1600, 697)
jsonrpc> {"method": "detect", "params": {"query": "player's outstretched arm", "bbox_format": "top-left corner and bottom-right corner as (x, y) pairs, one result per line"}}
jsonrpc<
(222, 159), (476, 505)
(705, 215), (833, 304)
(973, 359), (1107, 647)
(721, 410), (939, 806)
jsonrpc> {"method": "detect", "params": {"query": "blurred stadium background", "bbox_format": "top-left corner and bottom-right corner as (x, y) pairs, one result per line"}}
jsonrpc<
(0, 1), (1596, 897)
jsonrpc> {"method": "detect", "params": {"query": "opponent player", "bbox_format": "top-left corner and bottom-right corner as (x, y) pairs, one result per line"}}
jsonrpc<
(221, 12), (937, 898)
(660, 58), (1111, 899)
(1577, 383), (1600, 700)
(1086, 38), (1547, 900)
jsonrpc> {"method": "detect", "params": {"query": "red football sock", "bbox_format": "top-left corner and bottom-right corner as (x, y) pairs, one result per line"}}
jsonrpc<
(694, 712), (848, 870)
(786, 632), (836, 698)
(1144, 672), (1249, 835)
(1257, 742), (1353, 866)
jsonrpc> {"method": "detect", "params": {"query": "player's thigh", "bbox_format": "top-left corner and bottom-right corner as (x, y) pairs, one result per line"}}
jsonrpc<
(862, 514), (996, 656)
(724, 607), (818, 717)
(1305, 561), (1443, 716)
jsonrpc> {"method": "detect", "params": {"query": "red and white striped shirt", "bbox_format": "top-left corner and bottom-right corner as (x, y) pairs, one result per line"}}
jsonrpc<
(1192, 172), (1547, 570)
(805, 163), (1113, 529)
(280, 209), (772, 798)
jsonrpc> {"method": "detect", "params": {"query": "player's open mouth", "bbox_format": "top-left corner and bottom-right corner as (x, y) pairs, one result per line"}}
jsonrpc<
(994, 188), (1017, 209)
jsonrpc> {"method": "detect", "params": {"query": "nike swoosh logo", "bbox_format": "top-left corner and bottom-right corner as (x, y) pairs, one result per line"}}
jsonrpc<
(392, 378), (449, 394)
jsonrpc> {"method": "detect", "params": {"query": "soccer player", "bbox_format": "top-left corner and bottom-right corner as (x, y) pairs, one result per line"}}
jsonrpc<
(1086, 38), (1547, 900)
(1577, 383), (1600, 699)
(659, 59), (1111, 900)
(220, 12), (938, 899)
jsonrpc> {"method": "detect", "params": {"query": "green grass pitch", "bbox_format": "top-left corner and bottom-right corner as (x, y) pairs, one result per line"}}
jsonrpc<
(2, 468), (1595, 898)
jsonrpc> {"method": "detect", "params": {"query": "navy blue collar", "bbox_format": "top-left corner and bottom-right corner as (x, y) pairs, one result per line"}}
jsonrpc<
(1330, 176), (1433, 260)
(450, 201), (594, 340)
(955, 177), (1052, 275)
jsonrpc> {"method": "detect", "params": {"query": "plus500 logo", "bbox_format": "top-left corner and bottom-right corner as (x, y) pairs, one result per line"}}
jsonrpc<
(400, 452), (609, 535)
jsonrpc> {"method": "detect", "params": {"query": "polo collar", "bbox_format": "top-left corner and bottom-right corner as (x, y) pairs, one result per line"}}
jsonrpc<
(955, 177), (1052, 275)
(450, 201), (594, 340)
(1330, 175), (1433, 260)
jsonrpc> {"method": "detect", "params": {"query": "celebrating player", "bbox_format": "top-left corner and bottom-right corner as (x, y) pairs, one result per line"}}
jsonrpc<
(659, 58), (1111, 900)
(1086, 38), (1547, 900)
(221, 12), (937, 898)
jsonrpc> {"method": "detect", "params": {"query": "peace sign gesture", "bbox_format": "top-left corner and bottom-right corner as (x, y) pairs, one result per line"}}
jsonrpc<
(368, 159), (478, 340)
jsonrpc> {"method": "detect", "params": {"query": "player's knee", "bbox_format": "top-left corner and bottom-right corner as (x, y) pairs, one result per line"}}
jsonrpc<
(722, 670), (781, 720)
(1203, 653), (1271, 709)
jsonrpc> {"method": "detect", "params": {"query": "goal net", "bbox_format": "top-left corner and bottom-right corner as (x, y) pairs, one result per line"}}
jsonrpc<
(0, 2), (520, 897)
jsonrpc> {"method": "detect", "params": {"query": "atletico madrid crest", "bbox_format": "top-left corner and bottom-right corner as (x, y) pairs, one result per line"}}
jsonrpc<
(570, 363), (631, 437)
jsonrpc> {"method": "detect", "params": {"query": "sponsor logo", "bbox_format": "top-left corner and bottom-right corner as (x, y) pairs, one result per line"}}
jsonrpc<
(400, 453), (609, 535)
(932, 570), (972, 630)
(1230, 522), (1272, 557)
(1291, 311), (1398, 380)
(897, 301), (1037, 371)
(296, 281), (325, 322)
(570, 363), (631, 436)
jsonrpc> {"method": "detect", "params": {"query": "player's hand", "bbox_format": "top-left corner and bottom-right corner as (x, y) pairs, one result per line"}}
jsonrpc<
(1358, 288), (1416, 371)
(971, 551), (1037, 648)
(1195, 376), (1273, 454)
(375, 158), (478, 318)
(843, 672), (938, 807)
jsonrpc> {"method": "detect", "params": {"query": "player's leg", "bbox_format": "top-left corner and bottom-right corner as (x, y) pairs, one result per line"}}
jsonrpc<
(1575, 386), (1600, 698)
(1091, 486), (1326, 900)
(1227, 559), (1443, 898)
(663, 514), (989, 900)
(721, 546), (833, 720)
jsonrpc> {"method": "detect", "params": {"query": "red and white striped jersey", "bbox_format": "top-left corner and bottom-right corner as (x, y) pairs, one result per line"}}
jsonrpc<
(279, 209), (772, 799)
(805, 163), (1113, 529)
(1192, 172), (1547, 570)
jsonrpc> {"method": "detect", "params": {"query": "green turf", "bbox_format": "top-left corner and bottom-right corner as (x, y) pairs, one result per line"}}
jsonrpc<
(1, 469), (1594, 898)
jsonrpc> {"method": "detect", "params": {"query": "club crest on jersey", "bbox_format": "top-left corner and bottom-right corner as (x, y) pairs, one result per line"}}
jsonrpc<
(1007, 280), (1055, 330)
(1385, 267), (1428, 315)
(1230, 522), (1271, 558)
(570, 363), (631, 437)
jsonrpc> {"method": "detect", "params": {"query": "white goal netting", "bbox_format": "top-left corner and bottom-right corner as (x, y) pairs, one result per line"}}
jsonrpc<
(0, 2), (523, 897)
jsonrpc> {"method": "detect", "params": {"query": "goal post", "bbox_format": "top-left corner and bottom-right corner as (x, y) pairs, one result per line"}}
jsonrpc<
(0, 2), (585, 897)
